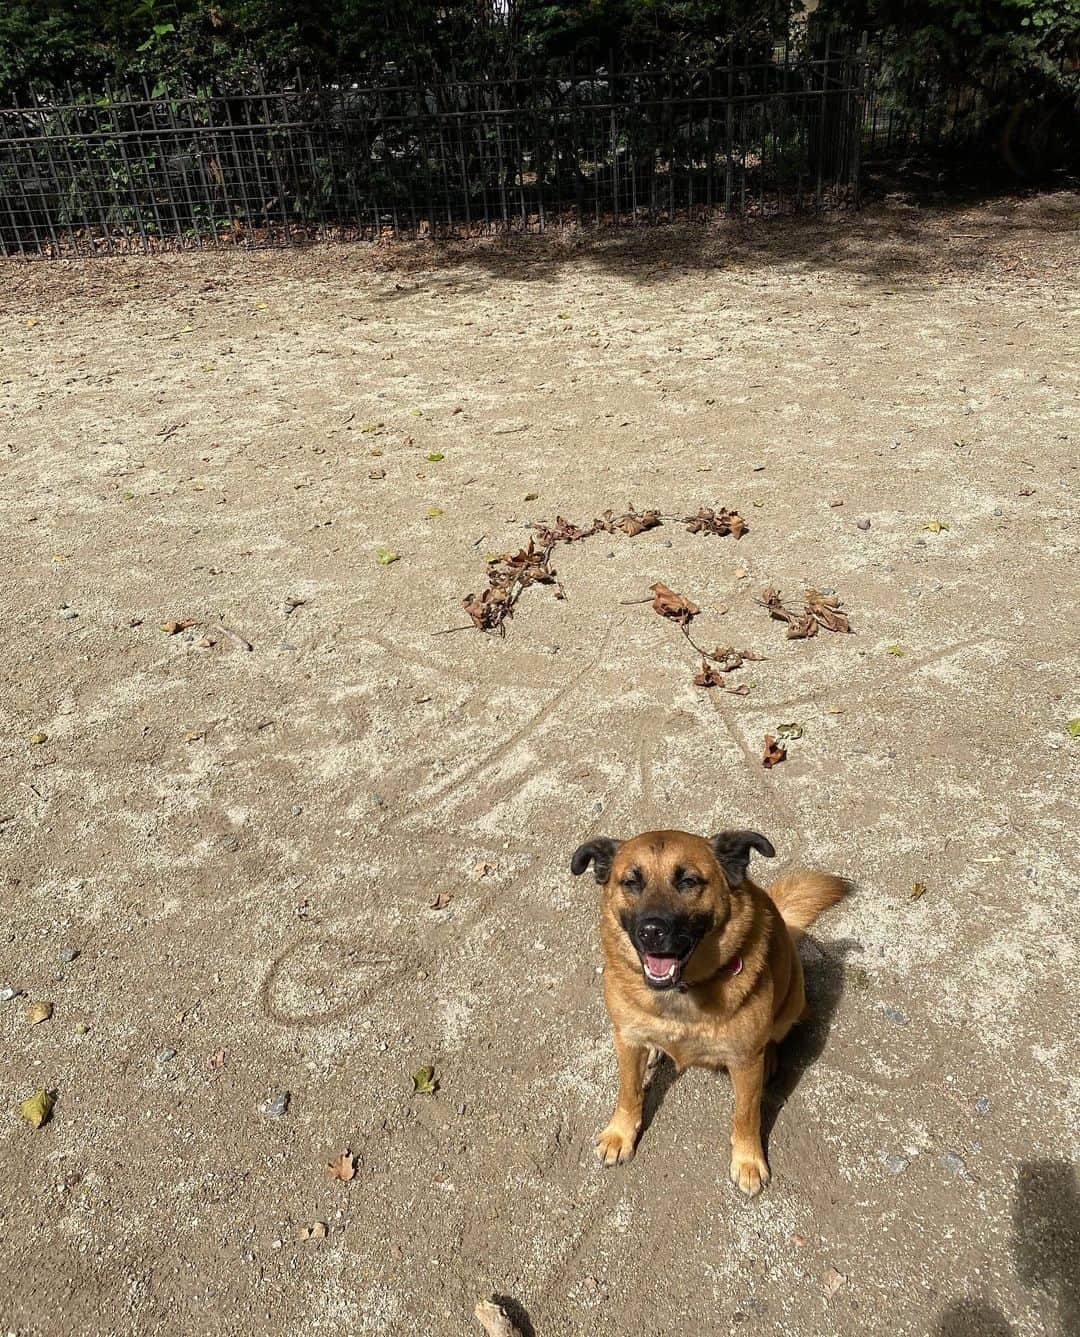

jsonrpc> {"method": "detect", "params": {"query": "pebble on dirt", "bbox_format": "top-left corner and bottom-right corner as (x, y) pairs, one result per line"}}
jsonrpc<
(261, 1091), (290, 1118)
(59, 947), (80, 963)
(939, 1150), (971, 1179)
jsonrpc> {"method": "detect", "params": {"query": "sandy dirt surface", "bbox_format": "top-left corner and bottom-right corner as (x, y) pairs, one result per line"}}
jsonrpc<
(1, 191), (1078, 1337)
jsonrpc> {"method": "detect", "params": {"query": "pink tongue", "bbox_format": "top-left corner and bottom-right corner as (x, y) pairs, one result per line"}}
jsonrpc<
(645, 954), (679, 975)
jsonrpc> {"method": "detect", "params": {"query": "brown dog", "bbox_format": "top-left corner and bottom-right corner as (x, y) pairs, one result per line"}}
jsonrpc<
(571, 828), (846, 1195)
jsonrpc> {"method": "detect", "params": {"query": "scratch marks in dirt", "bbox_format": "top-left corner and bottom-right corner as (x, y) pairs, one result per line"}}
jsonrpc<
(260, 933), (424, 1028)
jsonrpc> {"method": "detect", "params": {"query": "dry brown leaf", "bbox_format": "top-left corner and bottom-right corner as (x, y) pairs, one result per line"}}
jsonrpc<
(693, 659), (726, 688)
(805, 589), (853, 634)
(648, 582), (700, 625)
(327, 1150), (357, 1182)
(910, 882), (927, 901)
(473, 861), (494, 879)
(757, 588), (815, 639)
(299, 1221), (328, 1242)
(762, 735), (787, 769)
(463, 539), (561, 634)
(531, 515), (592, 545)
(208, 1049), (227, 1070)
(27, 1001), (53, 1026)
(684, 506), (747, 539)
(161, 618), (198, 635)
(592, 505), (661, 536)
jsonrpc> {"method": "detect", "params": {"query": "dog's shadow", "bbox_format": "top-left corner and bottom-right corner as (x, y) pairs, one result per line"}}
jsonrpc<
(761, 935), (861, 1149)
(641, 936), (861, 1143)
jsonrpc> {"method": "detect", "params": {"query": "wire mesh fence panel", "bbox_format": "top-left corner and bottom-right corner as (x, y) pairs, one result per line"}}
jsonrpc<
(1, 47), (868, 258)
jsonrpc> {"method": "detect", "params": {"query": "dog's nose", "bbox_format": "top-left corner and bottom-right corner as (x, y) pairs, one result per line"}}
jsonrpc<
(637, 918), (671, 950)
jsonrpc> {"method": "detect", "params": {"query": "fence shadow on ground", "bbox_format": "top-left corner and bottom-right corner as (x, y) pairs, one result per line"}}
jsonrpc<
(362, 184), (1078, 298)
(935, 1157), (1080, 1336)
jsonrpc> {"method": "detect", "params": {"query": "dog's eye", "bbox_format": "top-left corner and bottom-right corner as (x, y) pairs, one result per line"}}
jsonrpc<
(675, 875), (701, 892)
(620, 873), (644, 895)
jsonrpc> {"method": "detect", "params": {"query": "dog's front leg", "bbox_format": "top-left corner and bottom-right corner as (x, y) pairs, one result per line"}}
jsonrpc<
(596, 1031), (648, 1166)
(728, 1053), (770, 1196)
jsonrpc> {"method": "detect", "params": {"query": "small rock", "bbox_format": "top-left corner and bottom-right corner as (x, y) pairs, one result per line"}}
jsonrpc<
(57, 608), (79, 620)
(1, 985), (23, 1002)
(882, 1005), (908, 1025)
(592, 800), (604, 815)
(290, 805), (303, 817)
(59, 947), (80, 963)
(992, 507), (1003, 517)
(940, 1150), (970, 1179)
(975, 1096), (991, 1115)
(372, 794), (385, 808)
(262, 1091), (290, 1118)
(75, 1023), (90, 1035)
(157, 1047), (177, 1064)
(882, 1153), (909, 1175)
(219, 835), (240, 853)
(856, 519), (871, 531)
(914, 538), (927, 547)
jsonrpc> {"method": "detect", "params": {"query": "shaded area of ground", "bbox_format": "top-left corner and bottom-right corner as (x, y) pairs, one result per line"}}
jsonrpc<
(1, 191), (1078, 1336)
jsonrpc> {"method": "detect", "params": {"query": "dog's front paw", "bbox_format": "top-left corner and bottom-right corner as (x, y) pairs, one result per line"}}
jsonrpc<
(729, 1146), (770, 1197)
(596, 1121), (638, 1167)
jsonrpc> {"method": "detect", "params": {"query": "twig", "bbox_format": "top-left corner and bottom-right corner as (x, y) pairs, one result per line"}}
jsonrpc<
(217, 624), (254, 651)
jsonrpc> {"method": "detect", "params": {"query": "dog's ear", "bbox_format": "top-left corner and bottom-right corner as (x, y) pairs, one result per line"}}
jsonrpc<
(570, 837), (621, 885)
(710, 829), (776, 888)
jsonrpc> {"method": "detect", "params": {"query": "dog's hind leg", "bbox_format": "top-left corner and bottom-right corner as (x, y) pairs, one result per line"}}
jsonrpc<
(729, 1052), (770, 1196)
(596, 1032), (648, 1167)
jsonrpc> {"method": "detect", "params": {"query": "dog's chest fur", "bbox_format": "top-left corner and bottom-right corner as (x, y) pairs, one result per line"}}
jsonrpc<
(610, 975), (773, 1071)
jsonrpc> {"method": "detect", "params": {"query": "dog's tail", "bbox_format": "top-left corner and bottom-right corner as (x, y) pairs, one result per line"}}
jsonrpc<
(767, 870), (848, 935)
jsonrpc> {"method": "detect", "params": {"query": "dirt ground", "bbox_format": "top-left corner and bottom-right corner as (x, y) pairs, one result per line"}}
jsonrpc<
(1, 190), (1078, 1337)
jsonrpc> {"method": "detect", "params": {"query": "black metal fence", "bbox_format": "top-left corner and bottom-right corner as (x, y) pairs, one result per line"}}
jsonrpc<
(0, 44), (867, 257)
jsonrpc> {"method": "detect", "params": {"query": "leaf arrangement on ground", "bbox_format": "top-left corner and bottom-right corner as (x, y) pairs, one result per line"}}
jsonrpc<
(460, 503), (746, 636)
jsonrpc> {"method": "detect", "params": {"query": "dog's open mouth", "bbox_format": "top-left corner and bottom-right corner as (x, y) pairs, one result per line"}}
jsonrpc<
(640, 950), (693, 989)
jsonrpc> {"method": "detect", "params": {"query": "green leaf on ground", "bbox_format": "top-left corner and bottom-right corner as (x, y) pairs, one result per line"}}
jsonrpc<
(412, 1065), (438, 1094)
(375, 548), (400, 566)
(19, 1090), (55, 1128)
